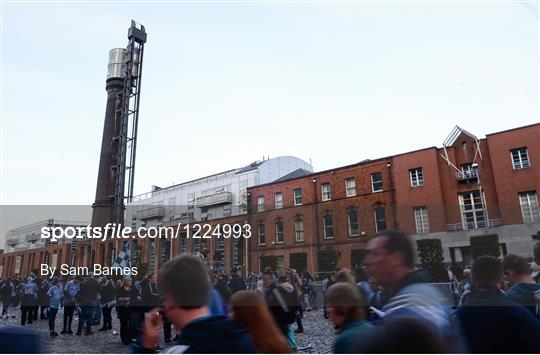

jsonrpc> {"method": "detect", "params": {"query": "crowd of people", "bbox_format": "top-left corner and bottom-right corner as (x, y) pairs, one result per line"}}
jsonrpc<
(1, 230), (540, 353)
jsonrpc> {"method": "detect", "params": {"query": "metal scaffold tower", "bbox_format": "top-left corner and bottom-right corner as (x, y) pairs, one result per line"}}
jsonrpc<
(114, 20), (147, 224)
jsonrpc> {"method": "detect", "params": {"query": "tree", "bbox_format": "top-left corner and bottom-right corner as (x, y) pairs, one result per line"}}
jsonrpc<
(259, 255), (278, 273)
(318, 249), (341, 273)
(416, 239), (447, 282)
(289, 252), (307, 272)
(470, 234), (501, 259)
(350, 249), (368, 269)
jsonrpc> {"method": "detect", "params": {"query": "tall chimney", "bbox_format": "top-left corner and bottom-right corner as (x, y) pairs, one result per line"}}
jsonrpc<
(91, 48), (126, 227)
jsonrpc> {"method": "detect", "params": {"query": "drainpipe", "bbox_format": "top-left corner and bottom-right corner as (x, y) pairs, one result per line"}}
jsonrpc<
(312, 177), (320, 275)
(245, 192), (251, 276)
(387, 160), (398, 229)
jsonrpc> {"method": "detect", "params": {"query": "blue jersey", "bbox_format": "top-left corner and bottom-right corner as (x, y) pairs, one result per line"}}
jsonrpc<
(21, 283), (38, 297)
(47, 285), (63, 309)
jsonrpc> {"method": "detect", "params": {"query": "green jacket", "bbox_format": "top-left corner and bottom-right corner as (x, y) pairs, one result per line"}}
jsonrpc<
(333, 320), (371, 353)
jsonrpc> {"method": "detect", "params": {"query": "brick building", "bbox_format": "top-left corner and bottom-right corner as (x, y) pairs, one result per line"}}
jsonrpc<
(247, 123), (540, 275)
(0, 219), (89, 278)
(1, 123), (538, 279)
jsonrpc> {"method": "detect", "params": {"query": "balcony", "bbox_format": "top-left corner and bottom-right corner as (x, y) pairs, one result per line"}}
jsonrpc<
(445, 219), (502, 232)
(455, 169), (478, 181)
(25, 234), (39, 242)
(6, 238), (19, 246)
(163, 212), (194, 227)
(196, 191), (232, 208)
(136, 207), (164, 220)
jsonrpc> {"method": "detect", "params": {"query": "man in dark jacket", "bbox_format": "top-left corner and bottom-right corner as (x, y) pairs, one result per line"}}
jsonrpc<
(141, 274), (160, 313)
(137, 255), (256, 353)
(455, 255), (540, 353)
(502, 254), (540, 318)
(261, 270), (297, 336)
(99, 276), (116, 331)
(0, 279), (14, 318)
(228, 268), (246, 296)
(77, 273), (99, 335)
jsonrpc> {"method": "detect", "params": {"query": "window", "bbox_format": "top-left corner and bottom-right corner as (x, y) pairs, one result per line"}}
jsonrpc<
(294, 219), (304, 242)
(348, 211), (359, 236)
(179, 232), (187, 254)
(232, 238), (240, 266)
(409, 168), (424, 187)
(519, 191), (540, 223)
(371, 172), (383, 192)
(257, 196), (265, 212)
(274, 192), (283, 209)
(322, 183), (331, 201)
(191, 238), (201, 254)
(275, 221), (284, 244)
(323, 214), (334, 239)
(294, 188), (302, 205)
(215, 226), (224, 258)
(459, 191), (486, 229)
(345, 178), (356, 197)
(374, 208), (387, 232)
(414, 206), (430, 234)
(511, 148), (530, 170)
(257, 224), (266, 245)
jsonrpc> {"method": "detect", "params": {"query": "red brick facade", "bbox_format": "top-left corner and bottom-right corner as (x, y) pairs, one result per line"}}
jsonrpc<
(1, 123), (539, 278)
(247, 123), (540, 274)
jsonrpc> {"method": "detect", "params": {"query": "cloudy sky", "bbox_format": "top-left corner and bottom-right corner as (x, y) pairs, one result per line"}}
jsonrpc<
(1, 1), (538, 210)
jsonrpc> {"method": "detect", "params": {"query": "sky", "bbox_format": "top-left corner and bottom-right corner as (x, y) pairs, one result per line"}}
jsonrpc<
(1, 0), (539, 211)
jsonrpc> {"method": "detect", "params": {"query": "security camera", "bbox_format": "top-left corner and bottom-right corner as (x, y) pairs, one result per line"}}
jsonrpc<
(471, 163), (479, 169)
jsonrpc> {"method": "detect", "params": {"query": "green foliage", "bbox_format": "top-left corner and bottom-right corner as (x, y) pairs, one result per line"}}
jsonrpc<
(318, 249), (341, 273)
(289, 252), (307, 272)
(416, 239), (447, 282)
(350, 249), (368, 269)
(470, 234), (501, 259)
(135, 262), (148, 277)
(259, 255), (278, 273)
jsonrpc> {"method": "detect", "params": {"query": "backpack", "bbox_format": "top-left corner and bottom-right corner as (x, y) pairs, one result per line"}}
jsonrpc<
(272, 284), (299, 324)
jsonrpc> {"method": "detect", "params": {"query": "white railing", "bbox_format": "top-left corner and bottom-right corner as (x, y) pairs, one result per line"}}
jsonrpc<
(455, 170), (478, 181)
(445, 219), (502, 232)
(136, 206), (165, 220)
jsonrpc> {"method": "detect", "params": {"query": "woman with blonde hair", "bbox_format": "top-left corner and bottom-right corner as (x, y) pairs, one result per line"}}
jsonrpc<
(230, 290), (293, 353)
(115, 276), (133, 345)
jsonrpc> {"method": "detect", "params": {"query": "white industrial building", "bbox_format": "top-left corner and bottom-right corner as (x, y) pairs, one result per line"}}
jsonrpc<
(3, 219), (89, 253)
(126, 156), (313, 229)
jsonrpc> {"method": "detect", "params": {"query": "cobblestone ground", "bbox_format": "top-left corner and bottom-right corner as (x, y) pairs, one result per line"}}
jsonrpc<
(0, 307), (334, 353)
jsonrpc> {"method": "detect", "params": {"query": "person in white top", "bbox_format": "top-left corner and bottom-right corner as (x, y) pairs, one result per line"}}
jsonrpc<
(256, 273), (264, 294)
